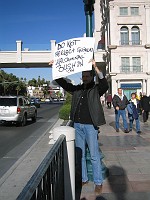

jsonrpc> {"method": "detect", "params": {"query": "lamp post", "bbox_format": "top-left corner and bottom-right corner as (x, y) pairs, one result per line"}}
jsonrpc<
(83, 0), (95, 37)
(83, 0), (109, 181)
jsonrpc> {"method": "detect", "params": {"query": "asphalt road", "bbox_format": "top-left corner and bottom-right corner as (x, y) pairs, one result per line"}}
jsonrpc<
(0, 102), (63, 178)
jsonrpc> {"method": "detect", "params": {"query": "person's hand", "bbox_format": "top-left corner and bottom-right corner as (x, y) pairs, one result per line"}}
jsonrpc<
(89, 59), (96, 69)
(49, 60), (54, 65)
(116, 106), (119, 110)
(89, 58), (102, 75)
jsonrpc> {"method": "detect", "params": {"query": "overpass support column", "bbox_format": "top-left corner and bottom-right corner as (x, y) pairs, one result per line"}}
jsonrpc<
(16, 40), (22, 63)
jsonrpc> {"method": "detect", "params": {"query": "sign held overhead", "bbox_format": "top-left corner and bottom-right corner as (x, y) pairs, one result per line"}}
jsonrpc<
(52, 37), (95, 80)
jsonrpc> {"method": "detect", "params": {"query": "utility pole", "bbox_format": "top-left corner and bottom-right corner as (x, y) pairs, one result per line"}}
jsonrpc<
(83, 0), (95, 37)
(82, 0), (109, 181)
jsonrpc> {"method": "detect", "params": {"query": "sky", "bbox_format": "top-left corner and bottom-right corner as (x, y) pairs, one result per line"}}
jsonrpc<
(0, 0), (86, 84)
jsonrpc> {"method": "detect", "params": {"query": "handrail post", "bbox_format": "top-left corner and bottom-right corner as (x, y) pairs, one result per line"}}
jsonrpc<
(53, 126), (75, 200)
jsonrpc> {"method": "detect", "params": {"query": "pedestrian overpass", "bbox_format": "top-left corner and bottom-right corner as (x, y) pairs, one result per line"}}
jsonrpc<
(0, 40), (106, 69)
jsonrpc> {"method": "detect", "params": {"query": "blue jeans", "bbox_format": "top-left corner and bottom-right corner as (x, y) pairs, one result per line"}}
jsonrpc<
(74, 123), (103, 185)
(129, 117), (140, 133)
(115, 110), (128, 130)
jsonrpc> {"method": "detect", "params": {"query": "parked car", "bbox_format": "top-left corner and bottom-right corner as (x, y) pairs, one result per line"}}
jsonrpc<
(30, 97), (40, 108)
(45, 98), (52, 103)
(0, 96), (37, 126)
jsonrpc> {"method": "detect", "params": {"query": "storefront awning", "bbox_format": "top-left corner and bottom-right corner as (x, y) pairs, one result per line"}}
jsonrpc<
(121, 83), (141, 89)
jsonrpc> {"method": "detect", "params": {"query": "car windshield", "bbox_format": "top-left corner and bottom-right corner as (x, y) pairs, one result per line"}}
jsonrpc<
(0, 98), (17, 106)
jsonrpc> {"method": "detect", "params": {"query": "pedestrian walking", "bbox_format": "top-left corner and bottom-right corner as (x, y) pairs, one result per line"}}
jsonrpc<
(127, 93), (141, 134)
(106, 93), (112, 109)
(49, 59), (109, 194)
(100, 94), (105, 106)
(140, 93), (150, 123)
(112, 88), (129, 133)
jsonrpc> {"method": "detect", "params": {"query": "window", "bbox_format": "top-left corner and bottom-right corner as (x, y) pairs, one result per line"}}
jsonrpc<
(132, 57), (141, 72)
(0, 98), (17, 106)
(19, 98), (23, 106)
(131, 7), (139, 15)
(131, 27), (140, 45)
(120, 27), (129, 45)
(120, 7), (128, 15)
(121, 57), (130, 72)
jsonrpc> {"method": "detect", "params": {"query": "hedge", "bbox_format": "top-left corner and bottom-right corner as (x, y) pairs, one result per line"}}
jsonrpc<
(59, 103), (71, 120)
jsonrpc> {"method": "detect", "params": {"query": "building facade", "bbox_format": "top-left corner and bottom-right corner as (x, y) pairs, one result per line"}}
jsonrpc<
(94, 0), (150, 99)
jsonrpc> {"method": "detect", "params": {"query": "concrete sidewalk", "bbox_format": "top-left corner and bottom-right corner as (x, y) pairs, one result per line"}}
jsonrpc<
(81, 107), (150, 200)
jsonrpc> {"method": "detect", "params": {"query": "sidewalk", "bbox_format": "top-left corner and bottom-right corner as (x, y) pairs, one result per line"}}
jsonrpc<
(81, 107), (150, 200)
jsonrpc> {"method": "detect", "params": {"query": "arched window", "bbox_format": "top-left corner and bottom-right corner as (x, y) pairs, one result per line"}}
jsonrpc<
(131, 26), (140, 45)
(120, 27), (129, 45)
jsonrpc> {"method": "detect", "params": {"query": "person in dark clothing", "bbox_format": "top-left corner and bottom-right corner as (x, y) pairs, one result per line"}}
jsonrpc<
(140, 93), (150, 122)
(50, 59), (108, 194)
(127, 93), (141, 134)
(112, 88), (129, 133)
(106, 93), (112, 109)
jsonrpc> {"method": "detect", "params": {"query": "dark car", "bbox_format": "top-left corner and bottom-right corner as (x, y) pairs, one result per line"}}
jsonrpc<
(30, 98), (40, 108)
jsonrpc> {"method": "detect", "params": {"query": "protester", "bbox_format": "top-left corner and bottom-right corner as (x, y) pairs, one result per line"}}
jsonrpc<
(127, 93), (141, 134)
(112, 88), (129, 133)
(106, 93), (112, 109)
(140, 93), (150, 123)
(49, 59), (109, 194)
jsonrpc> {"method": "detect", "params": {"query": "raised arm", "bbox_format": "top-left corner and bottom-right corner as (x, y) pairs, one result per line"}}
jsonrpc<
(91, 59), (109, 96)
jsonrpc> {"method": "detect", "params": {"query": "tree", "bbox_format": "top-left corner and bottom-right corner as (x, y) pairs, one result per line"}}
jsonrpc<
(16, 85), (21, 95)
(0, 70), (26, 96)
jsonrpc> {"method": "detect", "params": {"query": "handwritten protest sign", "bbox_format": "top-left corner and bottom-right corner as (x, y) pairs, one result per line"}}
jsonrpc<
(52, 37), (95, 80)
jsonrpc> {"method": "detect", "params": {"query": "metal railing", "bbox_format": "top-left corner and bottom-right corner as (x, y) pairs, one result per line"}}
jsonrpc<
(17, 135), (66, 200)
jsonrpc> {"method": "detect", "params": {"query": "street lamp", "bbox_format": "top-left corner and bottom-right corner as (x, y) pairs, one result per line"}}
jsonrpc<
(83, 0), (95, 37)
(82, 0), (109, 181)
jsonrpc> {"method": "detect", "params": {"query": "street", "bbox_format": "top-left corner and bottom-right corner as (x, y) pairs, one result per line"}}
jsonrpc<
(0, 102), (63, 178)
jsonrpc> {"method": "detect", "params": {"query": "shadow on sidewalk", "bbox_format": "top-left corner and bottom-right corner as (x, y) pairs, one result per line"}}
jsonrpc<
(80, 165), (128, 200)
(105, 165), (127, 200)
(75, 147), (82, 200)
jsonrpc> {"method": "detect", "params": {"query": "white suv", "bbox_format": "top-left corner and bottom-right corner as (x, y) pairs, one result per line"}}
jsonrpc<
(0, 96), (37, 126)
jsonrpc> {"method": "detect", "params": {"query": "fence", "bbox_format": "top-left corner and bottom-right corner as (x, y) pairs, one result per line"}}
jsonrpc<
(17, 135), (66, 200)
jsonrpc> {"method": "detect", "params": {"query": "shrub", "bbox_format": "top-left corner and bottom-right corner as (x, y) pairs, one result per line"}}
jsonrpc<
(59, 103), (71, 120)
(64, 92), (72, 105)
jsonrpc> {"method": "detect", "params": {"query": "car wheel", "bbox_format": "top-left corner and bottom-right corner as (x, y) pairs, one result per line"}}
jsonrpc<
(20, 114), (27, 126)
(32, 112), (37, 122)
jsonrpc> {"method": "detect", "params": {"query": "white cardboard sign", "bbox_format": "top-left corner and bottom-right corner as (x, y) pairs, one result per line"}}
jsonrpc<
(52, 37), (95, 80)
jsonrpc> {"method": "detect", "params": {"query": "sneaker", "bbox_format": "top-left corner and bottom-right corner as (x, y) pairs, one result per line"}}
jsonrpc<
(116, 129), (119, 132)
(124, 129), (129, 133)
(95, 184), (103, 194)
(137, 131), (141, 134)
(82, 181), (88, 186)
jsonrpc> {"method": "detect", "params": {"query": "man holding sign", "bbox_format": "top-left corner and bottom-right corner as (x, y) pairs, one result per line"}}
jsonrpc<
(49, 38), (108, 194)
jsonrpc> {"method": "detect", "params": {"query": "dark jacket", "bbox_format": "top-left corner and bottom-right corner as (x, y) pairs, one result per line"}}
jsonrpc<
(140, 96), (150, 111)
(112, 94), (129, 110)
(56, 76), (108, 127)
(106, 94), (112, 102)
(127, 101), (139, 120)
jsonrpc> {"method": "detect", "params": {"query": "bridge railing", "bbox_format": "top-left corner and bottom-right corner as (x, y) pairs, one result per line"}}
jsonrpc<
(16, 134), (66, 200)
